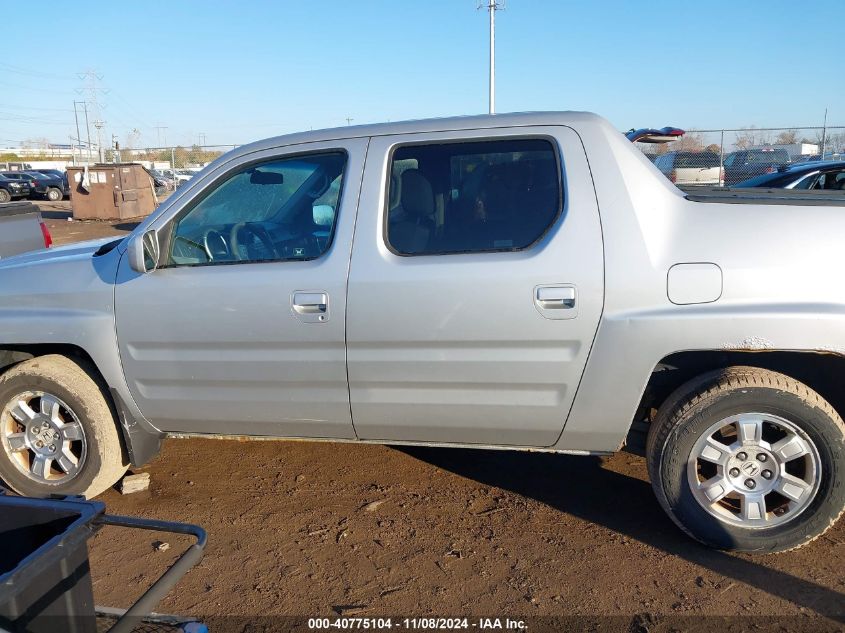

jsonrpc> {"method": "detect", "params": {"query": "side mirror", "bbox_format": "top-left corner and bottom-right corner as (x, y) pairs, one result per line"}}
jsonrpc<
(312, 204), (334, 226)
(127, 229), (160, 273)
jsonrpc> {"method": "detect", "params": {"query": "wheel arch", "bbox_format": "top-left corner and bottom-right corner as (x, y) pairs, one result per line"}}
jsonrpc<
(0, 343), (162, 467)
(627, 349), (845, 454)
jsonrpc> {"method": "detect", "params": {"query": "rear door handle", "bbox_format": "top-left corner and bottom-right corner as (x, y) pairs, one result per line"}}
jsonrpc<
(536, 286), (575, 308)
(292, 291), (329, 323)
(534, 285), (577, 320)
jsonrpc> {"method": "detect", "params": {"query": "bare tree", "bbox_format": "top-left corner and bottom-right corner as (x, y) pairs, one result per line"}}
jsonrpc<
(734, 126), (772, 150)
(775, 130), (799, 144)
(672, 131), (705, 152)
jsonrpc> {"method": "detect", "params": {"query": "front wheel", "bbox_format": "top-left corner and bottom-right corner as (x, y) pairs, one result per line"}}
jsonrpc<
(46, 187), (62, 201)
(0, 355), (128, 498)
(647, 366), (845, 553)
(0, 189), (10, 203)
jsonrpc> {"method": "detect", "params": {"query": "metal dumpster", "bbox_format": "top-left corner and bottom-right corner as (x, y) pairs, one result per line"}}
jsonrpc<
(0, 494), (206, 633)
(67, 164), (158, 220)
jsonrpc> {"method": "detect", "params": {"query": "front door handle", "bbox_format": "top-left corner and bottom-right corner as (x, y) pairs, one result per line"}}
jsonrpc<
(292, 291), (329, 323)
(534, 285), (578, 320)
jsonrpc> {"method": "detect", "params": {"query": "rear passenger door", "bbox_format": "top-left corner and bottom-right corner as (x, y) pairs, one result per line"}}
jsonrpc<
(346, 127), (604, 447)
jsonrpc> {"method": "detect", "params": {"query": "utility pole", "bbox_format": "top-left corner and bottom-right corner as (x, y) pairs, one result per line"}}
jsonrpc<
(198, 132), (206, 146)
(821, 108), (828, 159)
(94, 120), (105, 163)
(82, 102), (92, 163)
(479, 1), (504, 114)
(345, 117), (354, 126)
(72, 101), (83, 163)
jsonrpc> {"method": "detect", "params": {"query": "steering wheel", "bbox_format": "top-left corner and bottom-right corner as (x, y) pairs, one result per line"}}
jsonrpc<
(230, 223), (277, 261)
(172, 235), (211, 262)
(202, 229), (230, 261)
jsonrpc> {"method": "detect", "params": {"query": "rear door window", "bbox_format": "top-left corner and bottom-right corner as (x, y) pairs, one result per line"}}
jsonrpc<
(385, 138), (562, 255)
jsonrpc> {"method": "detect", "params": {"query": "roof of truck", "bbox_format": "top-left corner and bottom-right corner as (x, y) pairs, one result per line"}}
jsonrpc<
(235, 111), (604, 153)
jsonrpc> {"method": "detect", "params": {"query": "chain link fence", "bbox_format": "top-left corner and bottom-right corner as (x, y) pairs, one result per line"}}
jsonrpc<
(8, 125), (844, 192)
(634, 126), (845, 187)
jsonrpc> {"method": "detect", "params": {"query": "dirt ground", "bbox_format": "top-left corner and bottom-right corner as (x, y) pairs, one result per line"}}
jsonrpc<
(35, 201), (845, 632)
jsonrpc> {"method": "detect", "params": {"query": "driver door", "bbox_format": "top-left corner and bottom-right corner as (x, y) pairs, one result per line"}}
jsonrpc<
(114, 138), (368, 438)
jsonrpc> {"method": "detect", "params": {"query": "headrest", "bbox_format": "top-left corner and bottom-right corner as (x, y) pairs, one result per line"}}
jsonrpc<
(400, 169), (434, 219)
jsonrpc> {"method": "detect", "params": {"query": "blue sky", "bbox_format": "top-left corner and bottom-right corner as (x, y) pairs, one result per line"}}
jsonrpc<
(2, 0), (842, 148)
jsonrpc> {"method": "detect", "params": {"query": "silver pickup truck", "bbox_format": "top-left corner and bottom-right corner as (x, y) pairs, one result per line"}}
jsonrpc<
(0, 112), (843, 553)
(0, 202), (51, 259)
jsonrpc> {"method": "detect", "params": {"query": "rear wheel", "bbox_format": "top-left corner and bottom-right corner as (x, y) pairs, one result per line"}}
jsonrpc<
(46, 187), (62, 201)
(647, 366), (845, 552)
(0, 355), (128, 498)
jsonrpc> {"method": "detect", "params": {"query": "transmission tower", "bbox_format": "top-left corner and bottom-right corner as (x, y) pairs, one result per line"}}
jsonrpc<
(155, 124), (169, 147)
(76, 70), (108, 161)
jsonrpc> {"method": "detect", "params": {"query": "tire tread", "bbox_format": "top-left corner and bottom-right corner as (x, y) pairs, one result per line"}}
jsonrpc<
(646, 366), (845, 553)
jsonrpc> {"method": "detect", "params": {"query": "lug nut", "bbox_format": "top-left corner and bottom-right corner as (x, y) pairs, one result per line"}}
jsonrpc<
(762, 470), (773, 480)
(757, 454), (768, 462)
(729, 467), (741, 477)
(737, 452), (748, 461)
(42, 422), (48, 429)
(35, 440), (43, 448)
(48, 444), (56, 452)
(745, 479), (756, 489)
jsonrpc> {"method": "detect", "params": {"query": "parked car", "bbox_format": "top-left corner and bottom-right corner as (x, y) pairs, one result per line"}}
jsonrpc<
(792, 152), (843, 163)
(0, 174), (31, 203)
(0, 171), (67, 201)
(33, 168), (67, 183)
(735, 160), (845, 190)
(149, 170), (175, 190)
(723, 148), (791, 186)
(27, 171), (70, 200)
(174, 169), (195, 187)
(653, 151), (723, 186)
(31, 170), (70, 200)
(0, 112), (844, 554)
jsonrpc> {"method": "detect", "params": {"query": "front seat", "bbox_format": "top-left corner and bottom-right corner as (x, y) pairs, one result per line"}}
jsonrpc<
(388, 169), (435, 254)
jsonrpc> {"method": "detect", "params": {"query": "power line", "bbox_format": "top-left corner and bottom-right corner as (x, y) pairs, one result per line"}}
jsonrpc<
(3, 82), (75, 95)
(0, 62), (75, 82)
(0, 103), (74, 112)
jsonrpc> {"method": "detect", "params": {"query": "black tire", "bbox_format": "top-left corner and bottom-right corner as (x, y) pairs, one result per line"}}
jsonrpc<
(647, 366), (845, 553)
(0, 189), (10, 203)
(0, 355), (128, 498)
(46, 187), (62, 201)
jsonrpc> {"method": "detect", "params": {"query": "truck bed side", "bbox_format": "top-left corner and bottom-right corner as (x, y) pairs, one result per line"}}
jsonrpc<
(556, 117), (845, 452)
